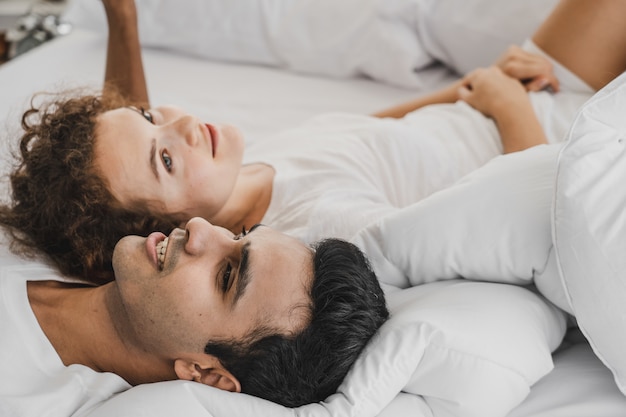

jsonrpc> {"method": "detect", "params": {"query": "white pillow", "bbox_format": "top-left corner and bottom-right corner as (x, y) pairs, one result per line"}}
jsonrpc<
(63, 0), (434, 88)
(63, 0), (562, 85)
(552, 70), (626, 395)
(350, 143), (570, 309)
(416, 0), (559, 75)
(80, 280), (565, 417)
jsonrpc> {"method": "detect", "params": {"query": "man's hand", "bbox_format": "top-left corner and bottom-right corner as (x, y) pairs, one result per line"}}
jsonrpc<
(495, 45), (560, 92)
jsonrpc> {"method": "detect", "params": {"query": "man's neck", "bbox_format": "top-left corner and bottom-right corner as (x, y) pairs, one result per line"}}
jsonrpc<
(27, 281), (176, 385)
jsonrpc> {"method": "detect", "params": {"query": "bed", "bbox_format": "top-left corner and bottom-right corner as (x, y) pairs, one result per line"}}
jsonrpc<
(1, 0), (626, 416)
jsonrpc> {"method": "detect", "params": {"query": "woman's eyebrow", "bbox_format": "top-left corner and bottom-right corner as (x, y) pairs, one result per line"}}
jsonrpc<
(149, 138), (160, 181)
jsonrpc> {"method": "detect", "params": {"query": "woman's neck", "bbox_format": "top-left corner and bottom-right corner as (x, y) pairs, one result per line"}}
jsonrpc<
(213, 163), (275, 234)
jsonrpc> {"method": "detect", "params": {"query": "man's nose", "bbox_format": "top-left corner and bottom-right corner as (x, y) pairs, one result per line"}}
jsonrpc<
(184, 217), (233, 256)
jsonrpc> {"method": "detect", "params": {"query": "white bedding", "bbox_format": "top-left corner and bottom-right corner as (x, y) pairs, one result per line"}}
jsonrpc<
(63, 0), (558, 88)
(1, 6), (626, 417)
(72, 339), (626, 417)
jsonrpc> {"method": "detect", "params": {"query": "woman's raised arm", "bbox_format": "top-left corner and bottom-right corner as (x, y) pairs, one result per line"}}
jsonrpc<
(103, 0), (149, 108)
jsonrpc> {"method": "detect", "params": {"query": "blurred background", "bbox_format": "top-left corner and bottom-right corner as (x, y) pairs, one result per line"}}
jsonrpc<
(0, 0), (70, 63)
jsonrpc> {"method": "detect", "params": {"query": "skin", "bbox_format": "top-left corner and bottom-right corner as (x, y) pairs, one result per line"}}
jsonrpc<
(532, 0), (626, 92)
(110, 218), (313, 353)
(103, 0), (149, 107)
(458, 66), (549, 153)
(95, 105), (246, 221)
(99, 0), (274, 233)
(28, 218), (313, 389)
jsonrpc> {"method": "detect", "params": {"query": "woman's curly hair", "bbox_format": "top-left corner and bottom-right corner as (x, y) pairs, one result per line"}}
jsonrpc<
(0, 90), (177, 284)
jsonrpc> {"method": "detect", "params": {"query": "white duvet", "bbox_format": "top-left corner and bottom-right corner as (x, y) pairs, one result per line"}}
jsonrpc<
(352, 70), (626, 405)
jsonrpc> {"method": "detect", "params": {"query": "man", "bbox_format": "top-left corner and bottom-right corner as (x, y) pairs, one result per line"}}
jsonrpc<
(0, 218), (388, 416)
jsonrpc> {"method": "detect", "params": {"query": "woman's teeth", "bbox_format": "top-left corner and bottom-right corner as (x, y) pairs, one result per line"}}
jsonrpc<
(156, 237), (169, 269)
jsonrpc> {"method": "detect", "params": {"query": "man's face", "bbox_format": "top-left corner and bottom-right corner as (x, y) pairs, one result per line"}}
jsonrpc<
(108, 217), (313, 358)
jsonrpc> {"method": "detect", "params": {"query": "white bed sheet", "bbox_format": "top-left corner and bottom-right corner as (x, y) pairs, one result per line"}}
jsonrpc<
(1, 28), (625, 417)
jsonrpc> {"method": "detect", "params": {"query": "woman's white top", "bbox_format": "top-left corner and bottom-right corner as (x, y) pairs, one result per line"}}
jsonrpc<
(245, 40), (593, 246)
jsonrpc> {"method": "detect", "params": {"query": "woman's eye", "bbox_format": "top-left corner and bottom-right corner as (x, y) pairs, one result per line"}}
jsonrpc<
(161, 150), (172, 172)
(222, 264), (232, 292)
(140, 107), (154, 124)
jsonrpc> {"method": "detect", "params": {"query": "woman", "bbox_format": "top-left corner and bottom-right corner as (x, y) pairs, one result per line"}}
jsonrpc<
(1, 0), (621, 283)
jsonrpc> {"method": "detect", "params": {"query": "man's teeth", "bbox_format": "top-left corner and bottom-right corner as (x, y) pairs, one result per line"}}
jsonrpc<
(156, 237), (169, 268)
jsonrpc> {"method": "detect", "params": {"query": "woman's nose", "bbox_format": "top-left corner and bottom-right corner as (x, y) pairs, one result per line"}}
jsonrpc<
(169, 115), (198, 147)
(184, 217), (233, 256)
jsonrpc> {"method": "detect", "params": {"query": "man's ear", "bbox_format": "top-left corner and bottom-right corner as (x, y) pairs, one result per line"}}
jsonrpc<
(174, 357), (241, 393)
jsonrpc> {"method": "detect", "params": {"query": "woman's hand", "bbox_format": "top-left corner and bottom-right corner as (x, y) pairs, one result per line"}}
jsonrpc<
(457, 66), (530, 120)
(495, 45), (559, 92)
(458, 66), (547, 153)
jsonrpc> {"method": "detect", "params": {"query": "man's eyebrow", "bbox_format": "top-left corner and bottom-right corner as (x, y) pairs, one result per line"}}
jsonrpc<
(233, 241), (251, 306)
(232, 224), (265, 307)
(248, 223), (263, 233)
(149, 138), (159, 181)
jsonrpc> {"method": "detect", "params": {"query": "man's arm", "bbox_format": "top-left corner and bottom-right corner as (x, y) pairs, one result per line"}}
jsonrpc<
(103, 0), (149, 108)
(459, 66), (547, 154)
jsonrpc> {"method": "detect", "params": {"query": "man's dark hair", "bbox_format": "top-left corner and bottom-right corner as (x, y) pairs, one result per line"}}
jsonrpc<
(204, 238), (389, 407)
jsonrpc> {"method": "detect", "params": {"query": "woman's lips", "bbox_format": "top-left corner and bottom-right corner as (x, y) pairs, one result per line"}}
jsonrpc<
(145, 232), (166, 268)
(206, 123), (218, 158)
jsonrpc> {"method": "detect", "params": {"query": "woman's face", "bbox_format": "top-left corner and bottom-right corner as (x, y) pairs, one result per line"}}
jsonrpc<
(94, 105), (245, 222)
